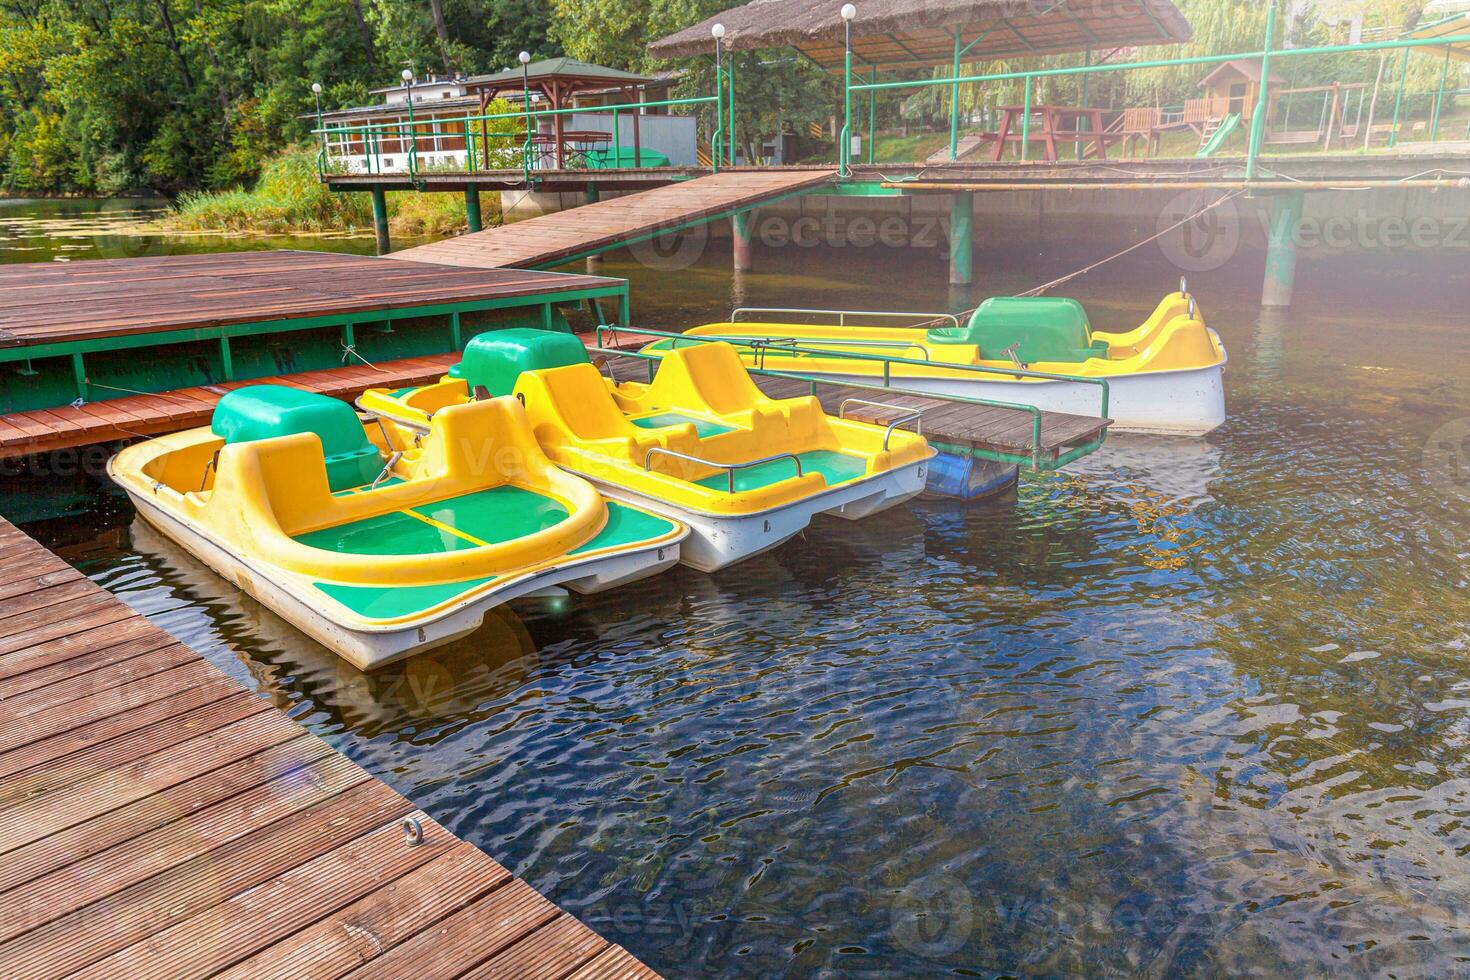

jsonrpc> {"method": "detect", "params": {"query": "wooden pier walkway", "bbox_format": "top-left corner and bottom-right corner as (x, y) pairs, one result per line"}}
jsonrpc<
(396, 169), (837, 270)
(0, 251), (628, 460)
(0, 517), (658, 979)
(0, 352), (461, 460)
(0, 251), (620, 347)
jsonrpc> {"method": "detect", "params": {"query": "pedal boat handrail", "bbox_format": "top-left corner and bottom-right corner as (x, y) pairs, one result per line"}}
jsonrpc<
(730, 307), (962, 330)
(837, 398), (923, 451)
(597, 325), (1111, 420)
(594, 336), (1105, 472)
(643, 445), (805, 495)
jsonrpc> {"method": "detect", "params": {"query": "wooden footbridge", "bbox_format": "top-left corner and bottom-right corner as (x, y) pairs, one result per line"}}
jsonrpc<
(396, 168), (836, 270)
(0, 517), (658, 979)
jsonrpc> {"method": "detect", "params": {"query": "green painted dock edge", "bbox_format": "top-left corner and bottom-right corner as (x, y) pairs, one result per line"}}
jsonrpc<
(1, 283), (630, 414)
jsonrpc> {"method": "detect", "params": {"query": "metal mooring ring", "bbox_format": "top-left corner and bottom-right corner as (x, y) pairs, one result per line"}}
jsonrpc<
(402, 815), (424, 847)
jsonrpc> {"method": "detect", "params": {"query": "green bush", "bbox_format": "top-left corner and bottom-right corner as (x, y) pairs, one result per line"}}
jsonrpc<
(168, 145), (490, 237)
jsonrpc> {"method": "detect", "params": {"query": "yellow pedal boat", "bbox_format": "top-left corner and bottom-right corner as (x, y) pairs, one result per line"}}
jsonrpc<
(639, 287), (1227, 435)
(360, 330), (934, 572)
(108, 385), (686, 670)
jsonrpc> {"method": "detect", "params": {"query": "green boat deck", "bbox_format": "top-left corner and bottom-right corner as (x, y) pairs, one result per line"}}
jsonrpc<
(692, 449), (869, 492)
(631, 411), (737, 439)
(302, 497), (679, 621)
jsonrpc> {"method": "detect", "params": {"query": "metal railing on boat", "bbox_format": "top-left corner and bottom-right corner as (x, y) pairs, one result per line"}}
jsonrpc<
(730, 307), (961, 330)
(594, 326), (1111, 471)
(644, 446), (804, 493)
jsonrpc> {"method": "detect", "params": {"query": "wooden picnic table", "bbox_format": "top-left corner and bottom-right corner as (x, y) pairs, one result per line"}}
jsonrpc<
(990, 105), (1127, 161)
(521, 129), (611, 169)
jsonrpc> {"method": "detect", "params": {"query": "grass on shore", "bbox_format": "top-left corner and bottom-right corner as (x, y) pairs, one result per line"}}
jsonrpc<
(167, 148), (491, 239)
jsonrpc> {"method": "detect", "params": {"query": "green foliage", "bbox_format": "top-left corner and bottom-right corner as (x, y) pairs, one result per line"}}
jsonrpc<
(0, 0), (1454, 196)
(0, 0), (557, 195)
(168, 144), (479, 235)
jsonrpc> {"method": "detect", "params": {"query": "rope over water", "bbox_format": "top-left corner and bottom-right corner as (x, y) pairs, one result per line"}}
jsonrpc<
(908, 189), (1248, 331)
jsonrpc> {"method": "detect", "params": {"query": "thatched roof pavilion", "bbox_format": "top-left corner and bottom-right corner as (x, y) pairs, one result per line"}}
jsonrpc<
(1407, 10), (1470, 62)
(649, 0), (1192, 70)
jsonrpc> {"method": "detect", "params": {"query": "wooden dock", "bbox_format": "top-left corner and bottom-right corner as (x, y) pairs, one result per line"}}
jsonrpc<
(396, 169), (837, 270)
(0, 250), (631, 459)
(0, 352), (461, 460)
(0, 517), (658, 979)
(0, 251), (620, 347)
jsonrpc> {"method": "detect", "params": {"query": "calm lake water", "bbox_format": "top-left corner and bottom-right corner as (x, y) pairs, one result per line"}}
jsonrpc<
(10, 198), (1470, 975)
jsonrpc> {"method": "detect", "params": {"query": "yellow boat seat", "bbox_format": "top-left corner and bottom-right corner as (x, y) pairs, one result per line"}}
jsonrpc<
(627, 341), (827, 435)
(518, 362), (703, 458)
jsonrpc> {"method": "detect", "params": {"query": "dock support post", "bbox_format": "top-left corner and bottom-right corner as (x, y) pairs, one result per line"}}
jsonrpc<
(370, 186), (390, 255)
(732, 210), (755, 272)
(949, 192), (974, 286)
(464, 186), (482, 234)
(585, 183), (600, 205)
(1262, 190), (1304, 309)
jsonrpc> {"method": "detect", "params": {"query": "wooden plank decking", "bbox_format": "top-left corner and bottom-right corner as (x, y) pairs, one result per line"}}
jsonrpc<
(0, 251), (620, 349)
(0, 332), (668, 460)
(395, 169), (838, 270)
(0, 516), (658, 980)
(0, 352), (462, 460)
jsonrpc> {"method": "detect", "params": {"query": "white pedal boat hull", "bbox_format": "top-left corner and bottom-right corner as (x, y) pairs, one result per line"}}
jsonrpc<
(121, 486), (682, 671)
(585, 457), (931, 573)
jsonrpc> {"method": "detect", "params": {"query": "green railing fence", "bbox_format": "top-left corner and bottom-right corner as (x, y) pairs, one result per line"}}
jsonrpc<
(843, 14), (1470, 178)
(312, 4), (1467, 184)
(316, 92), (730, 183)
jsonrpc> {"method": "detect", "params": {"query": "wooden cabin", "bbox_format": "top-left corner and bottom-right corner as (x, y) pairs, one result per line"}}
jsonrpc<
(1190, 58), (1285, 124)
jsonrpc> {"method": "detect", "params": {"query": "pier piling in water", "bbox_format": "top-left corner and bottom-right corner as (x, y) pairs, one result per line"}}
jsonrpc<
(949, 192), (974, 286)
(1262, 189), (1305, 309)
(732, 210), (755, 272)
(370, 185), (391, 255)
(465, 185), (483, 233)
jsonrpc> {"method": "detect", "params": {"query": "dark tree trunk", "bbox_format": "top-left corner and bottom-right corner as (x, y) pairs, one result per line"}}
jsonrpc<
(153, 0), (195, 91)
(427, 0), (452, 74)
(347, 0), (376, 69)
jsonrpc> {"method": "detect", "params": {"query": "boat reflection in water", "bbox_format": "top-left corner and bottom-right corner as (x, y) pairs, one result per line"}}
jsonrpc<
(129, 518), (559, 740)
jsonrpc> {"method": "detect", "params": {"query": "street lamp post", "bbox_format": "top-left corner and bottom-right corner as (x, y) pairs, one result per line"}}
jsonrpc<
(713, 23), (726, 172)
(841, 4), (856, 177)
(520, 51), (533, 178)
(401, 68), (417, 177)
(311, 82), (325, 175)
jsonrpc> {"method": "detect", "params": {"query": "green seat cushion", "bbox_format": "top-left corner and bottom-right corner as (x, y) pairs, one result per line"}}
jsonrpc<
(448, 328), (589, 398)
(694, 450), (868, 492)
(212, 385), (380, 493)
(928, 296), (1105, 364)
